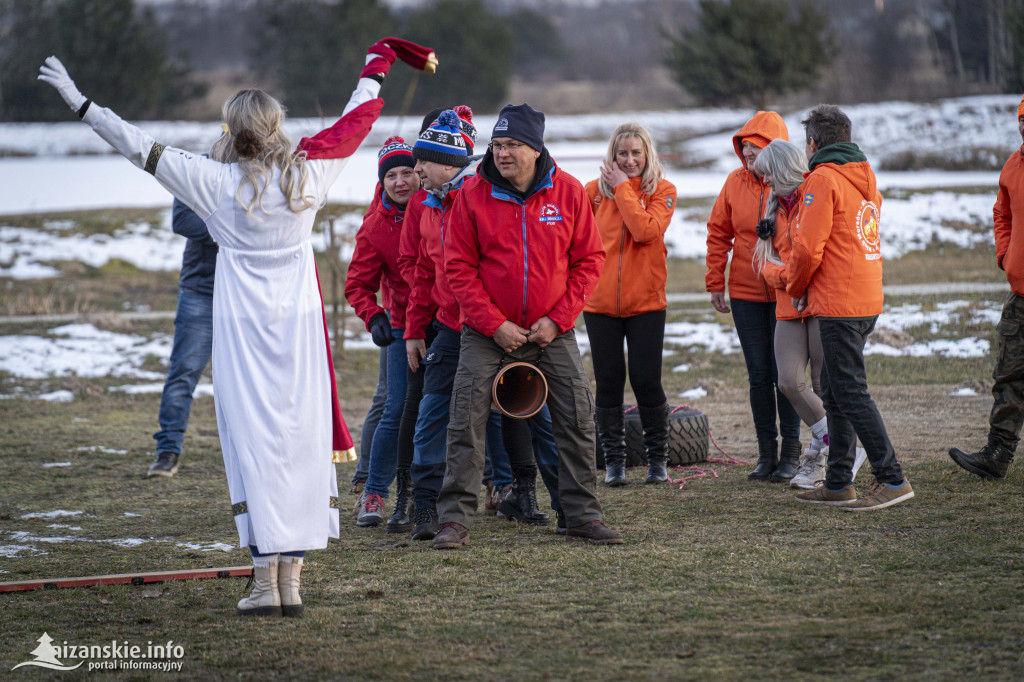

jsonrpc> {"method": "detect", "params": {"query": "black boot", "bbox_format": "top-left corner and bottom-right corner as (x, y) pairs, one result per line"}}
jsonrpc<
(949, 439), (1015, 480)
(386, 469), (413, 533)
(770, 438), (802, 482)
(640, 403), (670, 484)
(747, 437), (778, 481)
(596, 405), (627, 486)
(498, 468), (550, 525)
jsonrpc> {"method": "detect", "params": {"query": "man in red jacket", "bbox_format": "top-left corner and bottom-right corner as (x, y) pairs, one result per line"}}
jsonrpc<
(787, 104), (914, 511)
(949, 95), (1024, 480)
(433, 103), (623, 548)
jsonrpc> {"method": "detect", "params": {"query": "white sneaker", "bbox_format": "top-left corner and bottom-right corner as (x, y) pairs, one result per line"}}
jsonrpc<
(789, 447), (827, 490)
(851, 446), (868, 481)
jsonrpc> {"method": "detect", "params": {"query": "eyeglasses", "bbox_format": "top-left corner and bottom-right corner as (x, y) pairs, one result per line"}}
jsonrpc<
(488, 142), (527, 154)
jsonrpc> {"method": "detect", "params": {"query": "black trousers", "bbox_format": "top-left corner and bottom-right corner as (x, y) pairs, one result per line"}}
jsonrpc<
(583, 309), (667, 409)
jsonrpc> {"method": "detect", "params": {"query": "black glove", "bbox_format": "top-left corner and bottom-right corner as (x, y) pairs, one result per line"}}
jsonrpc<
(369, 313), (393, 347)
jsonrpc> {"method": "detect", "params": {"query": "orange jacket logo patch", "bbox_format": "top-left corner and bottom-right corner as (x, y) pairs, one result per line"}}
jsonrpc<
(856, 200), (881, 259)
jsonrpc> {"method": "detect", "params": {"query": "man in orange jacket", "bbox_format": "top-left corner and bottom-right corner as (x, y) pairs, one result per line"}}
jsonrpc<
(949, 95), (1024, 480)
(786, 104), (914, 511)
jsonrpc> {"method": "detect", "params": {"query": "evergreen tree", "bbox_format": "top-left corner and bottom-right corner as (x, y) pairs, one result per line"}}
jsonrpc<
(254, 0), (395, 118)
(664, 0), (834, 108)
(0, 0), (206, 122)
(388, 0), (513, 115)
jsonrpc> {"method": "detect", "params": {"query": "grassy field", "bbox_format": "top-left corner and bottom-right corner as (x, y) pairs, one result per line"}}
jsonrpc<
(1, 206), (1022, 679)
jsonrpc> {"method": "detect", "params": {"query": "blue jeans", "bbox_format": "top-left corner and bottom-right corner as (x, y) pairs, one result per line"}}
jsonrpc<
(365, 327), (408, 498)
(819, 317), (905, 488)
(486, 410), (512, 489)
(353, 345), (387, 485)
(730, 298), (800, 441)
(154, 288), (213, 455)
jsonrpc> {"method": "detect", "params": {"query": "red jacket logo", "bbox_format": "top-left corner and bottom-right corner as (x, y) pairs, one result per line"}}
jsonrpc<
(539, 203), (563, 223)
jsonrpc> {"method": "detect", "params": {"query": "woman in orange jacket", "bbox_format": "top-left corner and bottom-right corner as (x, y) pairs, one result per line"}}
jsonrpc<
(705, 111), (801, 481)
(754, 140), (869, 488)
(583, 123), (677, 485)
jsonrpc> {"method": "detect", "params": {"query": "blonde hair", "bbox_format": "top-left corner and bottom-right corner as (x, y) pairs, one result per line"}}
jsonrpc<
(209, 89), (314, 217)
(751, 139), (808, 276)
(598, 122), (664, 199)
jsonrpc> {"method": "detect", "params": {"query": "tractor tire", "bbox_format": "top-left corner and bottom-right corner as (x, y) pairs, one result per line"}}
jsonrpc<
(595, 406), (709, 468)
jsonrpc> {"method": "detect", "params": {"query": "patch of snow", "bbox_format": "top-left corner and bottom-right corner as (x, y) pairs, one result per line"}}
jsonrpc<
(680, 387), (708, 400)
(951, 387), (979, 396)
(42, 462), (72, 468)
(19, 510), (83, 519)
(38, 390), (74, 402)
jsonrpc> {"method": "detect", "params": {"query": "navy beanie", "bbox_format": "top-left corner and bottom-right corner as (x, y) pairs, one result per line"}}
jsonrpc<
(491, 103), (545, 152)
(377, 135), (415, 183)
(420, 106), (445, 135)
(413, 109), (469, 167)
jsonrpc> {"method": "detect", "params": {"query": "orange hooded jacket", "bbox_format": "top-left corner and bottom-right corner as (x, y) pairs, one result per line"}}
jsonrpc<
(705, 111), (789, 302)
(583, 176), (676, 317)
(760, 187), (811, 321)
(784, 143), (884, 318)
(994, 144), (1024, 297)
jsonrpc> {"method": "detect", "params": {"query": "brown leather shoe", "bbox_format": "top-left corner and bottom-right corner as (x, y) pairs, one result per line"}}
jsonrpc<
(432, 522), (470, 549)
(565, 520), (624, 545)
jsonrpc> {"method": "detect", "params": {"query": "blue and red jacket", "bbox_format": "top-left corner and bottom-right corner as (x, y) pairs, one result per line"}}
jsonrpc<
(344, 186), (411, 330)
(444, 151), (605, 336)
(404, 187), (465, 338)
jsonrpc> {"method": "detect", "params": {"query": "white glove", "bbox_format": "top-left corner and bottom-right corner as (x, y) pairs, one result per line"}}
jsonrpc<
(38, 56), (87, 114)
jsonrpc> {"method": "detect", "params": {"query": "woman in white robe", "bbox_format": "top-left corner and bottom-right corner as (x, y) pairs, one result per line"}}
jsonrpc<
(39, 38), (436, 617)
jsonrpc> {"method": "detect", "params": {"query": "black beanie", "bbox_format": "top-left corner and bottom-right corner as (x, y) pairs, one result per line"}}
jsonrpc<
(420, 107), (445, 135)
(492, 103), (545, 152)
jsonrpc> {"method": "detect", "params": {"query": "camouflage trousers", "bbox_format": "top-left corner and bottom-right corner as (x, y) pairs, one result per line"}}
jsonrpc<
(990, 292), (1024, 452)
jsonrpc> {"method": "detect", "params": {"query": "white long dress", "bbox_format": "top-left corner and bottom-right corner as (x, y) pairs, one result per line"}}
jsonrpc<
(81, 79), (381, 553)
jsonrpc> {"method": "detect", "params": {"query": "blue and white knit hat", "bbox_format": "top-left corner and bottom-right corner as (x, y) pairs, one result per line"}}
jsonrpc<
(413, 109), (469, 167)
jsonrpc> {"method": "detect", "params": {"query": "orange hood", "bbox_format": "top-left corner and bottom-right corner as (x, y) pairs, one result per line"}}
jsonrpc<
(732, 111), (789, 165)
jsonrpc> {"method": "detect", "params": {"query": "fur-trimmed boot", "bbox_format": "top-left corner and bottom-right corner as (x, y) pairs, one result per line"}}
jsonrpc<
(236, 556), (282, 617)
(770, 438), (803, 482)
(277, 556), (304, 618)
(747, 437), (778, 481)
(640, 403), (670, 484)
(596, 405), (627, 486)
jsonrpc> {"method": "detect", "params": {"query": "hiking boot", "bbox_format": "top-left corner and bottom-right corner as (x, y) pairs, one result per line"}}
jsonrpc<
(795, 484), (857, 506)
(484, 481), (509, 515)
(349, 479), (365, 495)
(236, 560), (282, 617)
(433, 522), (470, 549)
(147, 451), (179, 478)
(565, 520), (624, 545)
(949, 442), (1014, 480)
(748, 438), (778, 481)
(851, 446), (868, 481)
(497, 469), (549, 525)
(411, 507), (440, 541)
(770, 438), (802, 482)
(556, 510), (566, 535)
(640, 403), (670, 484)
(842, 478), (914, 511)
(790, 447), (827, 490)
(386, 469), (413, 533)
(597, 405), (628, 486)
(356, 493), (385, 527)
